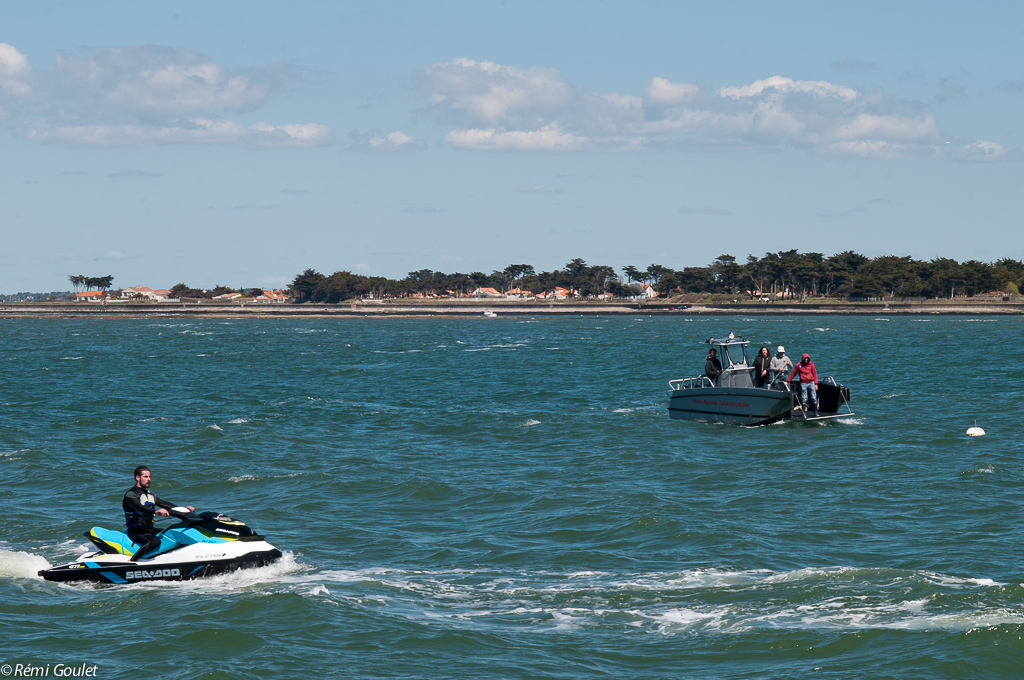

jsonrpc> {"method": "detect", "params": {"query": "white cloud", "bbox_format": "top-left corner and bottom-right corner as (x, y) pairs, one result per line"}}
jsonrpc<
(644, 77), (700, 106)
(819, 140), (913, 160)
(0, 43), (333, 148)
(957, 140), (1007, 162)
(350, 129), (425, 153)
(419, 57), (575, 126)
(51, 46), (283, 117)
(0, 43), (32, 97)
(23, 118), (332, 148)
(717, 76), (857, 101)
(418, 60), (979, 159)
(443, 123), (586, 152)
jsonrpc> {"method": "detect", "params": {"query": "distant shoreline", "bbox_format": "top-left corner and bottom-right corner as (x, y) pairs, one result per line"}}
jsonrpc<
(3, 301), (1024, 318)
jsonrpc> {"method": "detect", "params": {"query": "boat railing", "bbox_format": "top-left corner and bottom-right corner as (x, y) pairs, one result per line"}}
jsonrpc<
(668, 376), (715, 391)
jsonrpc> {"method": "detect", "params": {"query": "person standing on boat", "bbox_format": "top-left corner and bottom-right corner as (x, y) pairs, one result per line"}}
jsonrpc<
(769, 346), (793, 380)
(123, 466), (194, 562)
(705, 347), (723, 385)
(753, 346), (771, 387)
(786, 354), (818, 417)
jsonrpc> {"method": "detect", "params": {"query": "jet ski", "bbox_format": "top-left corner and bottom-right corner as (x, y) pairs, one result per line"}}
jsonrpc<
(39, 507), (281, 584)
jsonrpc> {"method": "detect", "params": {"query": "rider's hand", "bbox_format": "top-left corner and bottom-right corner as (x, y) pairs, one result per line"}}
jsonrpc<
(156, 508), (170, 516)
(187, 506), (195, 511)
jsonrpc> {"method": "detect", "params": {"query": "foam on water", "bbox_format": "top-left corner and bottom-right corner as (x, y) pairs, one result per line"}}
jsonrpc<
(0, 550), (51, 578)
(234, 564), (1023, 636)
(834, 417), (863, 425)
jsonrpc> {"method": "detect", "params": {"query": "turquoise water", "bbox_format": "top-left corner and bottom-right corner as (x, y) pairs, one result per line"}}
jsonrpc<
(1, 315), (1022, 679)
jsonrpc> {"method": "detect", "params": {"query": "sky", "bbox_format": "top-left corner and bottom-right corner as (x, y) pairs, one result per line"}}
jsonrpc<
(2, 1), (1023, 293)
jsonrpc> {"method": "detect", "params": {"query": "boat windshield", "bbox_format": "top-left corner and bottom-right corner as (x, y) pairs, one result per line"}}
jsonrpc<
(721, 344), (748, 366)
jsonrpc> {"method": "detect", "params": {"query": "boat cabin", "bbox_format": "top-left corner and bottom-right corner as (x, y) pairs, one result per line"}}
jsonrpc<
(705, 335), (754, 388)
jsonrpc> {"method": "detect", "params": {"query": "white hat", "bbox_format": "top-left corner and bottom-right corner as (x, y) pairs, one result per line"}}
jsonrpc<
(777, 346), (785, 353)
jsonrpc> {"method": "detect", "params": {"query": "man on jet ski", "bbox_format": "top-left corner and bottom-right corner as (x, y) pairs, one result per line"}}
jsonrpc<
(123, 466), (194, 562)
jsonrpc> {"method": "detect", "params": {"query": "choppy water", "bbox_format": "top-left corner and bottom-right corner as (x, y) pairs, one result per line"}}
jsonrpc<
(1, 315), (1022, 679)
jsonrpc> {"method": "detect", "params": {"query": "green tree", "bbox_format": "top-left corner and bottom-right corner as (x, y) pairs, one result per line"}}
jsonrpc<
(290, 269), (326, 303)
(622, 265), (641, 284)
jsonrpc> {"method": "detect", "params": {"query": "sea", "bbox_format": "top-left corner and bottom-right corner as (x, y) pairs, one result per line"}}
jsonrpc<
(1, 314), (1022, 679)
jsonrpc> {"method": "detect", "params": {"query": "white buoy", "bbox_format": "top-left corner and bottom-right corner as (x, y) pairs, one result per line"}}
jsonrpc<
(966, 421), (986, 437)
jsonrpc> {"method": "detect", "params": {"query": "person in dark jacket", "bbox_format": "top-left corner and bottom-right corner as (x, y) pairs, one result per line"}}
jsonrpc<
(785, 353), (819, 417)
(753, 346), (771, 387)
(123, 466), (194, 562)
(705, 347), (723, 384)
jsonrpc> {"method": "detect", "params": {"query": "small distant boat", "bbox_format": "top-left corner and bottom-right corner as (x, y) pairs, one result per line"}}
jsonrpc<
(483, 310), (497, 317)
(666, 335), (853, 426)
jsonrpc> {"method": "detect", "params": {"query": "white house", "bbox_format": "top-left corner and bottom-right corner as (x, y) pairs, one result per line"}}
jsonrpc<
(254, 290), (288, 303)
(122, 286), (156, 299)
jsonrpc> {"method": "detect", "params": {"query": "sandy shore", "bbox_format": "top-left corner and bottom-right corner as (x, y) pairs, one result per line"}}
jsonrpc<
(2, 301), (1023, 318)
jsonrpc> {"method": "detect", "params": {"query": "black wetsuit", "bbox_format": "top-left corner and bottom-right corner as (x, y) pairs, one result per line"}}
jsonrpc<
(705, 356), (722, 384)
(123, 485), (175, 561)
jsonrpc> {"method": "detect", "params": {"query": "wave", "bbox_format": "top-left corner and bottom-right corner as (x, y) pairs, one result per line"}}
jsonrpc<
(14, 554), (1018, 637)
(228, 472), (306, 483)
(835, 417), (864, 425)
(234, 564), (1018, 635)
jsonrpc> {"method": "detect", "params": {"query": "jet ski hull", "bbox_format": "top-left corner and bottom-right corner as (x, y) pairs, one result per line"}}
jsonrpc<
(40, 546), (282, 584)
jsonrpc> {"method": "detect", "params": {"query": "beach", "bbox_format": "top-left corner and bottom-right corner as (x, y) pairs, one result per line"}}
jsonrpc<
(3, 300), (1023, 318)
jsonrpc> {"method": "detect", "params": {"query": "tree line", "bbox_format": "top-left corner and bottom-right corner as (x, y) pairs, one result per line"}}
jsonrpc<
(289, 251), (1024, 303)
(65, 275), (269, 300)
(68, 275), (114, 292)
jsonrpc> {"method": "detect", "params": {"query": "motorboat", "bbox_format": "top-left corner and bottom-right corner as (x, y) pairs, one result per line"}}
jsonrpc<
(666, 334), (853, 426)
(39, 507), (281, 584)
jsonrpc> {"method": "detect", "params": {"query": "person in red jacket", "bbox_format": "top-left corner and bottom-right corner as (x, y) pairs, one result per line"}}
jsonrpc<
(785, 353), (818, 417)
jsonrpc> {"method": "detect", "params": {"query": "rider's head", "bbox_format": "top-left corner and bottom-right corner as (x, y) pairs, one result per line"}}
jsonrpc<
(134, 465), (151, 488)
(801, 353), (810, 363)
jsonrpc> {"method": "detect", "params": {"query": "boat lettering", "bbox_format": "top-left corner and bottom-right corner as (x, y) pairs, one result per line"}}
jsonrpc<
(694, 399), (718, 405)
(727, 402), (750, 408)
(125, 568), (181, 579)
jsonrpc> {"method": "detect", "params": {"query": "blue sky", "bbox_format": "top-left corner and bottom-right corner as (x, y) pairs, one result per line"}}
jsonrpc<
(2, 1), (1023, 293)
